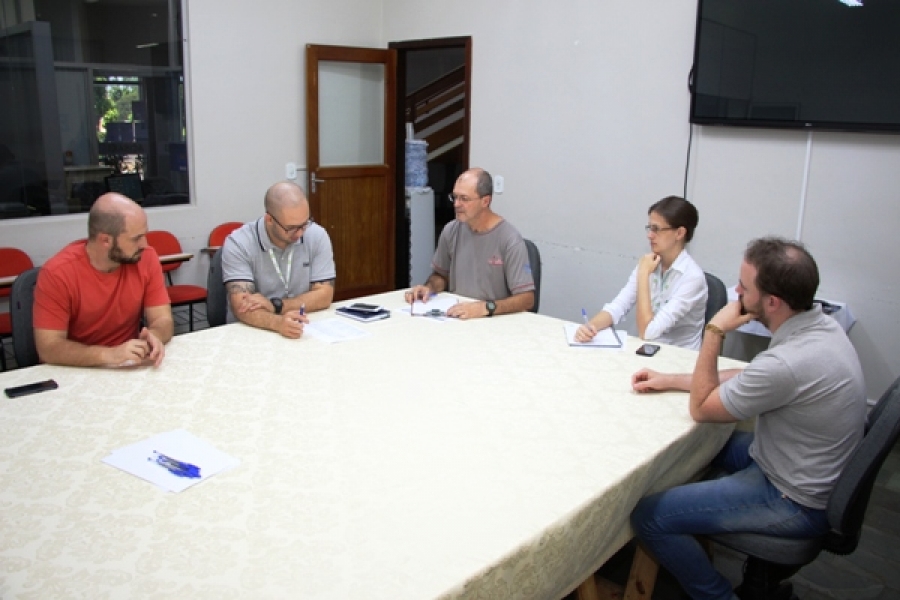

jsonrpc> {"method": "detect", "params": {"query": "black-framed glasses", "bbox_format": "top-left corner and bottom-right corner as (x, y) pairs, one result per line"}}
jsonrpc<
(447, 193), (482, 203)
(268, 212), (314, 234)
(644, 224), (674, 234)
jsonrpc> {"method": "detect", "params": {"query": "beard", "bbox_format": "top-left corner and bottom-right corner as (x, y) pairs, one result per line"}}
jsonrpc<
(739, 295), (768, 329)
(109, 239), (142, 264)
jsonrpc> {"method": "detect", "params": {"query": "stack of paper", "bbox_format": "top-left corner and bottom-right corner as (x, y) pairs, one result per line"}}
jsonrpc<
(397, 294), (460, 319)
(563, 322), (626, 349)
(102, 429), (240, 493)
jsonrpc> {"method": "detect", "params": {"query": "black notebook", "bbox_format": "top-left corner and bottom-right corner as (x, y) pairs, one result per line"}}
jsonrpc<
(335, 306), (391, 323)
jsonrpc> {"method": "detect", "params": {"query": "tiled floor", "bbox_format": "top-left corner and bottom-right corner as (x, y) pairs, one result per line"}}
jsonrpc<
(4, 311), (898, 599)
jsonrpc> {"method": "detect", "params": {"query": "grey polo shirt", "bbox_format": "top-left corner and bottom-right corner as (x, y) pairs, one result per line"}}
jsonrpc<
(222, 218), (335, 323)
(720, 306), (866, 509)
(431, 219), (535, 301)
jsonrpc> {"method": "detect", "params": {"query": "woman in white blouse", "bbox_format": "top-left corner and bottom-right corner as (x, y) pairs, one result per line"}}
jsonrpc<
(576, 196), (708, 350)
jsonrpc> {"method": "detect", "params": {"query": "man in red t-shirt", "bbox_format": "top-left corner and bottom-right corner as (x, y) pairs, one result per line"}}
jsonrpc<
(34, 193), (174, 367)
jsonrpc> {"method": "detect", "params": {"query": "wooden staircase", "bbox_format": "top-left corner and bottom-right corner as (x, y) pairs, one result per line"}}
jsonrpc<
(405, 66), (466, 160)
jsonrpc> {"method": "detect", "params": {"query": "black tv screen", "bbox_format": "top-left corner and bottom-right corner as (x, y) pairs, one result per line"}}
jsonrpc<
(690, 0), (900, 133)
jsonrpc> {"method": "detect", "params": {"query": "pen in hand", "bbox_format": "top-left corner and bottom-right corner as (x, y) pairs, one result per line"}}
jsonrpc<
(580, 308), (597, 341)
(299, 303), (306, 317)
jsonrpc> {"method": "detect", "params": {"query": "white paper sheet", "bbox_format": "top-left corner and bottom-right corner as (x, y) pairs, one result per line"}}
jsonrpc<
(304, 318), (371, 343)
(102, 429), (240, 493)
(396, 294), (461, 319)
(563, 322), (626, 349)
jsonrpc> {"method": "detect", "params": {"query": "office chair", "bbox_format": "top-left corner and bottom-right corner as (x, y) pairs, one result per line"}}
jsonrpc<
(524, 239), (542, 313)
(145, 231), (207, 331)
(709, 377), (900, 600)
(207, 248), (228, 328)
(1, 247), (34, 370)
(10, 267), (40, 368)
(704, 272), (728, 324)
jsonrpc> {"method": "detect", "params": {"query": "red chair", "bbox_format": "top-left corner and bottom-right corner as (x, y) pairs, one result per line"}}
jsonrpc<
(209, 221), (242, 248)
(145, 231), (207, 332)
(202, 221), (242, 256)
(1, 248), (35, 370)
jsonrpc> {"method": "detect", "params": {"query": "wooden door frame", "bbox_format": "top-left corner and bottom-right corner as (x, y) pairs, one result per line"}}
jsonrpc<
(388, 36), (472, 289)
(305, 44), (397, 300)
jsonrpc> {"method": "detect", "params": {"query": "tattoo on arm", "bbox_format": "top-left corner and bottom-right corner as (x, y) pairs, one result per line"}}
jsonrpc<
(226, 281), (256, 295)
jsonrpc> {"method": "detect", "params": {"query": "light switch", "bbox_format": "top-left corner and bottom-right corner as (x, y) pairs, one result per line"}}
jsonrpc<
(286, 162), (297, 180)
(495, 175), (504, 194)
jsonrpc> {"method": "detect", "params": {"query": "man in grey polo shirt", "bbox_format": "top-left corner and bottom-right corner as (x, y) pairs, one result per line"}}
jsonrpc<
(628, 237), (866, 600)
(222, 181), (335, 338)
(405, 168), (535, 319)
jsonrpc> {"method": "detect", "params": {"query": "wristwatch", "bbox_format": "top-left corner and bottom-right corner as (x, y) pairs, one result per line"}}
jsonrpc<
(270, 297), (283, 315)
(486, 300), (497, 317)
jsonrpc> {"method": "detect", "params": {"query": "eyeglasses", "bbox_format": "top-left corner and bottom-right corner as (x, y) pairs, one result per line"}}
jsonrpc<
(447, 193), (482, 203)
(268, 212), (314, 234)
(645, 224), (675, 234)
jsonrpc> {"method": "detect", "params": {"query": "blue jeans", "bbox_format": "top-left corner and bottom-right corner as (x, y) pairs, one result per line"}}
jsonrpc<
(630, 432), (829, 600)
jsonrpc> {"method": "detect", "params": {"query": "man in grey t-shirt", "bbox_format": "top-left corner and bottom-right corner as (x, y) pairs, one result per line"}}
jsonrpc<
(405, 168), (535, 319)
(628, 237), (865, 599)
(222, 181), (335, 338)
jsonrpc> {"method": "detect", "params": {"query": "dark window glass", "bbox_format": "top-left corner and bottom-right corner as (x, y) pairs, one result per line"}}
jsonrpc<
(0, 0), (188, 219)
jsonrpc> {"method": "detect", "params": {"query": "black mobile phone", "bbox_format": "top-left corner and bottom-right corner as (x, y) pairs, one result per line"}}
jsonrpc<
(348, 303), (383, 313)
(4, 379), (59, 398)
(636, 344), (661, 357)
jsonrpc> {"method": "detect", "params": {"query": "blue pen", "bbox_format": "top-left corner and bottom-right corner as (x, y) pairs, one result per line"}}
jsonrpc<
(582, 308), (590, 326)
(299, 303), (306, 316)
(150, 451), (202, 479)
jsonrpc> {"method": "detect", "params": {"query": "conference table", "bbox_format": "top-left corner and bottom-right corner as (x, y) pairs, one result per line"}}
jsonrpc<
(0, 291), (744, 599)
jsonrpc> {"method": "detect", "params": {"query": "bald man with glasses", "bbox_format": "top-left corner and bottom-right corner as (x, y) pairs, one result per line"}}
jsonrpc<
(222, 181), (335, 338)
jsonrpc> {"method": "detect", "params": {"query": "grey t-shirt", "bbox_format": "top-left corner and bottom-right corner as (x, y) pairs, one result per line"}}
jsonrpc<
(221, 218), (336, 323)
(720, 306), (866, 509)
(431, 219), (535, 301)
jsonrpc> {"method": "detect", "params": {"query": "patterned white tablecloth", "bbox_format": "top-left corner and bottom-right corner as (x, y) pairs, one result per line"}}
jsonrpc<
(0, 291), (743, 599)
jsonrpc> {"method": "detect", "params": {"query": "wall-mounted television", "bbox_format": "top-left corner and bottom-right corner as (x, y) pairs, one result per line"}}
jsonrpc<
(690, 0), (900, 133)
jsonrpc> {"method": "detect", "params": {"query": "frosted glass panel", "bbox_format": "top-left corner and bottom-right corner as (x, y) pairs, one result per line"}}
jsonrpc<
(319, 61), (384, 166)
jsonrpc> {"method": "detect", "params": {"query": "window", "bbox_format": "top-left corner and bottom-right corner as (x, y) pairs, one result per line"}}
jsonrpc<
(0, 0), (189, 219)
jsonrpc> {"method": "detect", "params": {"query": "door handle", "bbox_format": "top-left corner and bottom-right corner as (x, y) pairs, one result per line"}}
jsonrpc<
(310, 172), (325, 194)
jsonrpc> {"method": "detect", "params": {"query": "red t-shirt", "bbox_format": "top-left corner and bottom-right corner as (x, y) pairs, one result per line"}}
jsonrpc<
(33, 242), (171, 347)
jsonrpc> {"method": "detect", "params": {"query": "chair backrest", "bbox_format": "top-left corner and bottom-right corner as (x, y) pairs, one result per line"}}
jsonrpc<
(704, 272), (728, 324)
(11, 267), (40, 368)
(207, 248), (228, 327)
(209, 222), (243, 247)
(524, 239), (542, 313)
(145, 230), (183, 274)
(824, 377), (900, 554)
(0, 247), (34, 300)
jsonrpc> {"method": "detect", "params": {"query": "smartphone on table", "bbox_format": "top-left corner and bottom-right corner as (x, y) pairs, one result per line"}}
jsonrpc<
(348, 303), (383, 313)
(636, 344), (661, 357)
(4, 379), (59, 398)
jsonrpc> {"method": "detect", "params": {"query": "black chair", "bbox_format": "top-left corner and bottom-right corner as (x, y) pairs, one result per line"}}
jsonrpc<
(709, 377), (900, 600)
(524, 239), (542, 313)
(704, 272), (728, 324)
(207, 248), (227, 327)
(11, 267), (40, 368)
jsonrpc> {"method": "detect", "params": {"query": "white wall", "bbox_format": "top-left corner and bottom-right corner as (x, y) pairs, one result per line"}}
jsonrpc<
(3, 0), (898, 400)
(381, 0), (900, 400)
